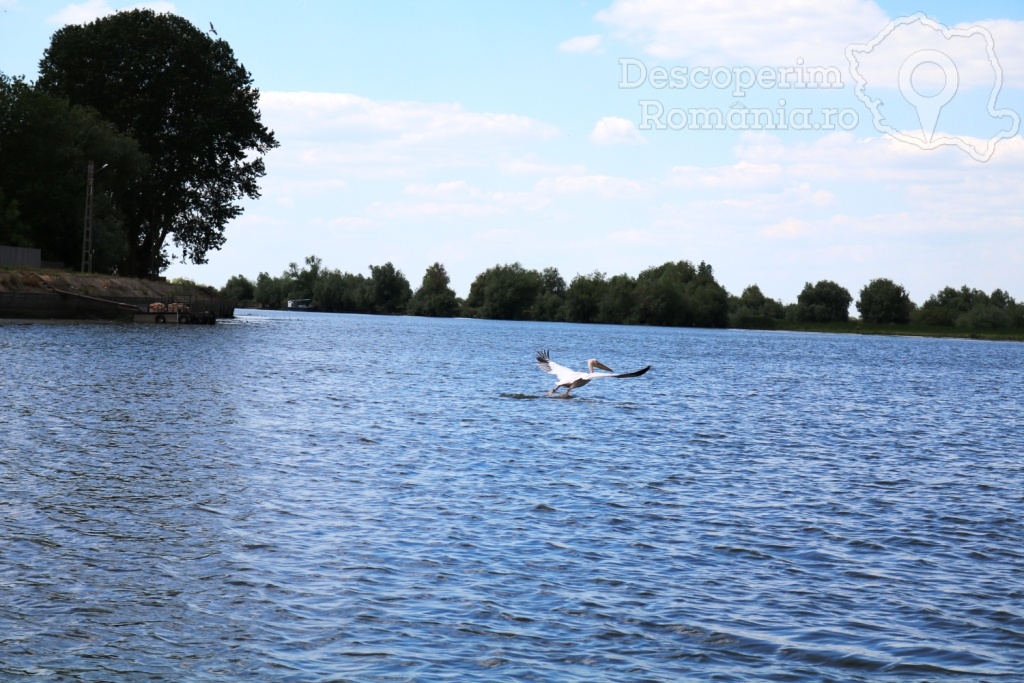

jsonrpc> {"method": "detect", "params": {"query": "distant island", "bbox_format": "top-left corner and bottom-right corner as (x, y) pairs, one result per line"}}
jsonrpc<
(218, 254), (1024, 342)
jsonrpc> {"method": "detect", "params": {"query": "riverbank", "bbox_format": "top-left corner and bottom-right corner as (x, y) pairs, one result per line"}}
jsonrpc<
(0, 267), (234, 320)
(769, 318), (1024, 342)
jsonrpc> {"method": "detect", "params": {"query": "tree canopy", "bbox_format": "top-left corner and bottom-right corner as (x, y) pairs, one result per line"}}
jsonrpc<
(35, 9), (278, 276)
(465, 263), (544, 321)
(409, 262), (460, 317)
(857, 278), (913, 324)
(729, 284), (785, 328)
(794, 280), (853, 323)
(369, 262), (413, 314)
(917, 286), (1023, 329)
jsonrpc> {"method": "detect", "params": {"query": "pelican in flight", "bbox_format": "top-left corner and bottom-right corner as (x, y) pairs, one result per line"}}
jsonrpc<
(536, 350), (651, 397)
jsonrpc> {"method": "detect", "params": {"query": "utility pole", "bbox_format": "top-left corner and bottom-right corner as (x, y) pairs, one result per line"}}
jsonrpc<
(81, 161), (108, 273)
(81, 160), (95, 273)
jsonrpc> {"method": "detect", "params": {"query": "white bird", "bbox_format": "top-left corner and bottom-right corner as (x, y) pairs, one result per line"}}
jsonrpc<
(536, 350), (651, 397)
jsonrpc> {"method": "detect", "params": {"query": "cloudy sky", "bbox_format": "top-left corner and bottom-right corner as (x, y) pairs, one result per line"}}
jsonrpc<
(2, 0), (1023, 303)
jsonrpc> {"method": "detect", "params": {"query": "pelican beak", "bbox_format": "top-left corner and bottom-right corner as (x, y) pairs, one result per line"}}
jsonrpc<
(592, 360), (613, 373)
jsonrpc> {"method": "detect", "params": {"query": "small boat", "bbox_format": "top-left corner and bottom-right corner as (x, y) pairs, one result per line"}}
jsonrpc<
(287, 298), (315, 310)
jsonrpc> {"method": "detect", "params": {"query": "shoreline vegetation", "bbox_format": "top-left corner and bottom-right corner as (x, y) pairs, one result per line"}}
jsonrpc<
(2, 261), (1021, 341)
(0, 266), (219, 299)
(217, 254), (1024, 342)
(769, 320), (1024, 343)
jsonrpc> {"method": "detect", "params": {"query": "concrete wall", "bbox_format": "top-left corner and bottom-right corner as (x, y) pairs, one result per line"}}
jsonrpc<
(0, 246), (42, 268)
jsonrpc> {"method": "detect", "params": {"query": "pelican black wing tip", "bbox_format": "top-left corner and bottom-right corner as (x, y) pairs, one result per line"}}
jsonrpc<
(617, 365), (652, 378)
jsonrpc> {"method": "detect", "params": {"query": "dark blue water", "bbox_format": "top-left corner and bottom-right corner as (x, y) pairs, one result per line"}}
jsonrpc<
(2, 311), (1023, 681)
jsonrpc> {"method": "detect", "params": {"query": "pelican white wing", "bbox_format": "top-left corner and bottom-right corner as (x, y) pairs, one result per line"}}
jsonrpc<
(536, 350), (651, 397)
(536, 354), (579, 383)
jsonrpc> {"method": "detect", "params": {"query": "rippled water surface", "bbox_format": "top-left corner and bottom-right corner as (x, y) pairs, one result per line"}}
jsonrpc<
(2, 311), (1023, 681)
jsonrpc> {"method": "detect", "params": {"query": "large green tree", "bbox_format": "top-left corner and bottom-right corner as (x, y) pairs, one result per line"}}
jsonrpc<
(599, 274), (638, 324)
(533, 267), (567, 321)
(465, 262), (544, 320)
(220, 274), (255, 303)
(369, 262), (412, 314)
(633, 261), (694, 326)
(794, 280), (853, 323)
(631, 260), (730, 327)
(409, 262), (459, 317)
(254, 271), (289, 309)
(36, 9), (278, 276)
(857, 278), (913, 324)
(729, 284), (785, 328)
(688, 261), (730, 327)
(315, 270), (372, 313)
(565, 271), (607, 323)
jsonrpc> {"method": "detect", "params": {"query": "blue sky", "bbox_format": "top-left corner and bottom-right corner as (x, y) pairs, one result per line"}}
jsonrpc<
(2, 1), (1023, 304)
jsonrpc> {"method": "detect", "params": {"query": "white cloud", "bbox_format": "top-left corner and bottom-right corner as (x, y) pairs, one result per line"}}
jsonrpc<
(558, 34), (603, 53)
(594, 1), (1024, 92)
(608, 229), (659, 245)
(655, 131), (1024, 276)
(265, 177), (348, 196)
(589, 116), (646, 145)
(733, 131), (948, 182)
(472, 228), (527, 244)
(401, 180), (548, 209)
(534, 174), (645, 198)
(761, 217), (812, 239)
(367, 201), (504, 220)
(596, 0), (889, 67)
(260, 91), (559, 144)
(365, 180), (550, 220)
(47, 0), (176, 25)
(500, 157), (588, 177)
(322, 216), (374, 231)
(255, 91), (565, 193)
(668, 160), (783, 190)
(403, 180), (471, 198)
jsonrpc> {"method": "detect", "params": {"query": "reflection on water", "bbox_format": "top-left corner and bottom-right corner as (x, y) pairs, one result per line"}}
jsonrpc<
(2, 311), (1023, 681)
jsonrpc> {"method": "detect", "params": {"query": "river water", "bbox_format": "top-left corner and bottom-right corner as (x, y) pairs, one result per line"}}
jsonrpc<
(2, 310), (1023, 681)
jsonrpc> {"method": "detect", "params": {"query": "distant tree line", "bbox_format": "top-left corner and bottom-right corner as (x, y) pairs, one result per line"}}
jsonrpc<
(223, 256), (457, 316)
(220, 256), (1024, 331)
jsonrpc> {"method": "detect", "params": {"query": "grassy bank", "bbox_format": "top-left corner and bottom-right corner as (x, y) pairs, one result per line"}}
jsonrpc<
(0, 266), (234, 320)
(0, 266), (215, 299)
(768, 318), (1024, 342)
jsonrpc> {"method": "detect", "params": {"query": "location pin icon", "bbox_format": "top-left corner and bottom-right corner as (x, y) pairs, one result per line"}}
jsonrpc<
(898, 50), (959, 143)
